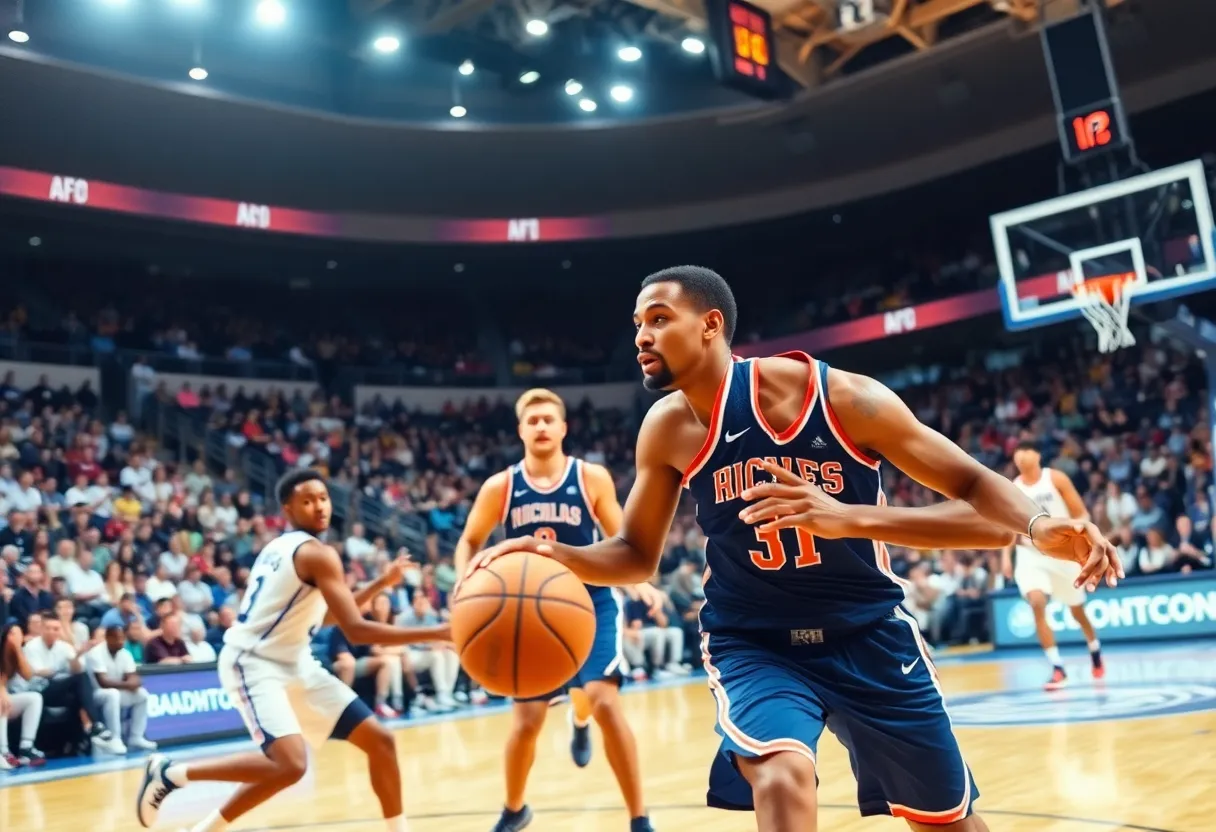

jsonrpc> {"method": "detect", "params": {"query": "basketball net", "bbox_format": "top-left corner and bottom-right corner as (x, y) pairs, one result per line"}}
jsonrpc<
(1070, 272), (1137, 353)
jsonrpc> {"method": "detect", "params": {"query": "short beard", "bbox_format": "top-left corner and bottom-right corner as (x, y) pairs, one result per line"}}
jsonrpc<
(642, 364), (676, 391)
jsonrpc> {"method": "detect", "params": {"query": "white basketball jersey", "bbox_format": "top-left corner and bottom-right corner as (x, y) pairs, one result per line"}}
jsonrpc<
(223, 530), (327, 663)
(1014, 468), (1072, 554)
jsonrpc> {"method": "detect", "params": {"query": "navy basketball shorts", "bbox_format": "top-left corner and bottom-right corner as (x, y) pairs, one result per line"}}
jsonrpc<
(516, 587), (626, 703)
(702, 607), (979, 824)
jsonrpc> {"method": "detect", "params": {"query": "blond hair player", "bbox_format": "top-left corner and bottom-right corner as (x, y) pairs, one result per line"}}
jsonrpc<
(454, 388), (661, 832)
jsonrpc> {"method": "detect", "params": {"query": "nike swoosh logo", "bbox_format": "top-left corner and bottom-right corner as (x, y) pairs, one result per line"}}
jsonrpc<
(514, 490), (528, 497)
(901, 658), (920, 675)
(725, 428), (750, 443)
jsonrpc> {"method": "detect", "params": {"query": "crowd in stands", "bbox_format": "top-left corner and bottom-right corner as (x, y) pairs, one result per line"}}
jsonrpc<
(3, 246), (1003, 384)
(1, 281), (1213, 769)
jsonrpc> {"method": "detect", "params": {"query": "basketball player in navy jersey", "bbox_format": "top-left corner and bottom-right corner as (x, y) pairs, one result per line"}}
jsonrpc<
(454, 389), (660, 832)
(469, 267), (1122, 831)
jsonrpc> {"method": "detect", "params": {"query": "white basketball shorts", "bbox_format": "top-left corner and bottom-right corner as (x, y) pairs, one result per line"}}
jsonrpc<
(1014, 545), (1086, 608)
(219, 645), (363, 749)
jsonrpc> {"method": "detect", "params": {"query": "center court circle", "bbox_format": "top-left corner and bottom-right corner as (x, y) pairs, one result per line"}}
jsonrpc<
(947, 682), (1216, 726)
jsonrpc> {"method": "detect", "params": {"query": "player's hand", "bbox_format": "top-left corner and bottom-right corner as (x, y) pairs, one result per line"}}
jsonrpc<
(383, 554), (412, 586)
(462, 536), (554, 584)
(738, 460), (852, 538)
(1030, 517), (1124, 591)
(632, 582), (668, 617)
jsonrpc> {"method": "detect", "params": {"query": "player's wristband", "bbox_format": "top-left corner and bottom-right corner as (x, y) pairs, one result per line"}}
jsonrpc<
(1026, 511), (1050, 541)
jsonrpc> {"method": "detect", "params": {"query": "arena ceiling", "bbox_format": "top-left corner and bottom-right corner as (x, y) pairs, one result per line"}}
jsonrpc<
(0, 0), (1214, 229)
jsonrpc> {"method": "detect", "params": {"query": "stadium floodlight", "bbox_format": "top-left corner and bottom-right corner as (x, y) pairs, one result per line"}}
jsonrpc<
(564, 79), (583, 96)
(578, 98), (597, 112)
(188, 66), (209, 81)
(7, 30), (29, 43)
(617, 45), (642, 62)
(681, 37), (705, 54)
(519, 70), (540, 84)
(373, 35), (400, 54)
(525, 19), (548, 36)
(255, 0), (286, 27)
(458, 60), (474, 76)
(450, 105), (467, 118)
(610, 84), (633, 103)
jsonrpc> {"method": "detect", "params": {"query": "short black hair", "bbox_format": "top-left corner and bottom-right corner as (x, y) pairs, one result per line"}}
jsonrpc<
(1015, 439), (1039, 453)
(641, 265), (738, 345)
(276, 467), (326, 506)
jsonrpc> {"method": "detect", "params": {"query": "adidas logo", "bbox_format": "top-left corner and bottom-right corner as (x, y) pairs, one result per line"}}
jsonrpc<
(566, 486), (577, 495)
(811, 436), (828, 449)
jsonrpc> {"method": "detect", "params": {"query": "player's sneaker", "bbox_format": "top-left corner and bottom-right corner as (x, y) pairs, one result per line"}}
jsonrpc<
(630, 817), (656, 832)
(1044, 666), (1068, 691)
(0, 753), (16, 770)
(491, 805), (533, 831)
(16, 746), (46, 767)
(136, 753), (180, 828)
(570, 710), (592, 769)
(1091, 650), (1105, 680)
(374, 703), (400, 720)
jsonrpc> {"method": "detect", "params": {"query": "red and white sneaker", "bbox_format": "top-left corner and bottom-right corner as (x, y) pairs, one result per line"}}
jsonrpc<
(1092, 657), (1106, 681)
(1044, 667), (1068, 691)
(374, 703), (399, 720)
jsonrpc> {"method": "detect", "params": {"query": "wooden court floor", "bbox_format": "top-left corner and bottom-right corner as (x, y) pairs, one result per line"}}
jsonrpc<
(3, 644), (1215, 832)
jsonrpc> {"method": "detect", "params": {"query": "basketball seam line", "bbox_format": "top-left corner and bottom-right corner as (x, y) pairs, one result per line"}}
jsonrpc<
(452, 593), (595, 614)
(511, 556), (529, 696)
(533, 572), (582, 670)
(454, 570), (507, 669)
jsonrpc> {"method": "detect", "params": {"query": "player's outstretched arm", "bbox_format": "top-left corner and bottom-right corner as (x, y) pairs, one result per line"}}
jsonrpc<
(320, 555), (411, 628)
(468, 407), (684, 586)
(741, 462), (1015, 550)
(829, 370), (1122, 589)
(296, 541), (450, 646)
(453, 471), (510, 577)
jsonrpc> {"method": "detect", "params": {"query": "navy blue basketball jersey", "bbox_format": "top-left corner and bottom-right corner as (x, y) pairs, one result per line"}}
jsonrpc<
(685, 352), (906, 634)
(501, 457), (613, 604)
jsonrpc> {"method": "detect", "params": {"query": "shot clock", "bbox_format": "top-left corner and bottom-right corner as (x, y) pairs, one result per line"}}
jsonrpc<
(706, 0), (783, 99)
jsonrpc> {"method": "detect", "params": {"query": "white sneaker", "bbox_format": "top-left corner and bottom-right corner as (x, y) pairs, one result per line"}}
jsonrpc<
(129, 737), (159, 751)
(92, 730), (127, 755)
(136, 754), (180, 828)
(0, 755), (14, 771)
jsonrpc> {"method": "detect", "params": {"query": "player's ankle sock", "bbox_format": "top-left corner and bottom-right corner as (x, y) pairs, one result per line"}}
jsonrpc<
(1089, 640), (1102, 663)
(385, 815), (408, 832)
(503, 805), (528, 819)
(191, 809), (229, 832)
(1044, 646), (1062, 666)
(165, 763), (190, 787)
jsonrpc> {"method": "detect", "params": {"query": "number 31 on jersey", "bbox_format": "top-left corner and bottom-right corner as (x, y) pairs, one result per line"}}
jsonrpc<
(749, 527), (821, 570)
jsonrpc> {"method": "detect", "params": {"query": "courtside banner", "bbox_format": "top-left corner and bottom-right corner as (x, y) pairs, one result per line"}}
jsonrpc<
(140, 664), (245, 746)
(989, 574), (1216, 648)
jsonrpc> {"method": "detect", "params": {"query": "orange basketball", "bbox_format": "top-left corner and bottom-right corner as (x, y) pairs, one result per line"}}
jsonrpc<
(451, 553), (596, 699)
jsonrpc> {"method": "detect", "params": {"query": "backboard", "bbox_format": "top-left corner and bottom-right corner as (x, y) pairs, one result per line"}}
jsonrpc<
(990, 159), (1216, 331)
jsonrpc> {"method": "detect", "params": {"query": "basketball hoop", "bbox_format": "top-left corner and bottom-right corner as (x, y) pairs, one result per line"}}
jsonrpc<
(1071, 272), (1138, 353)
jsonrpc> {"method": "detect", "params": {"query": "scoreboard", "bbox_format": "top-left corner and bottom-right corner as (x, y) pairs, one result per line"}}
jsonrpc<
(706, 0), (783, 99)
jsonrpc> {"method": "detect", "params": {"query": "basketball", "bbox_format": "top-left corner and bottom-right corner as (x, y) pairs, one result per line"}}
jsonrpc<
(451, 553), (596, 699)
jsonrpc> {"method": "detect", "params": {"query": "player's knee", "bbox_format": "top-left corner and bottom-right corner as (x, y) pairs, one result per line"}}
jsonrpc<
(365, 723), (398, 763)
(748, 753), (817, 809)
(586, 687), (621, 722)
(273, 755), (308, 786)
(1026, 592), (1048, 612)
(511, 705), (547, 737)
